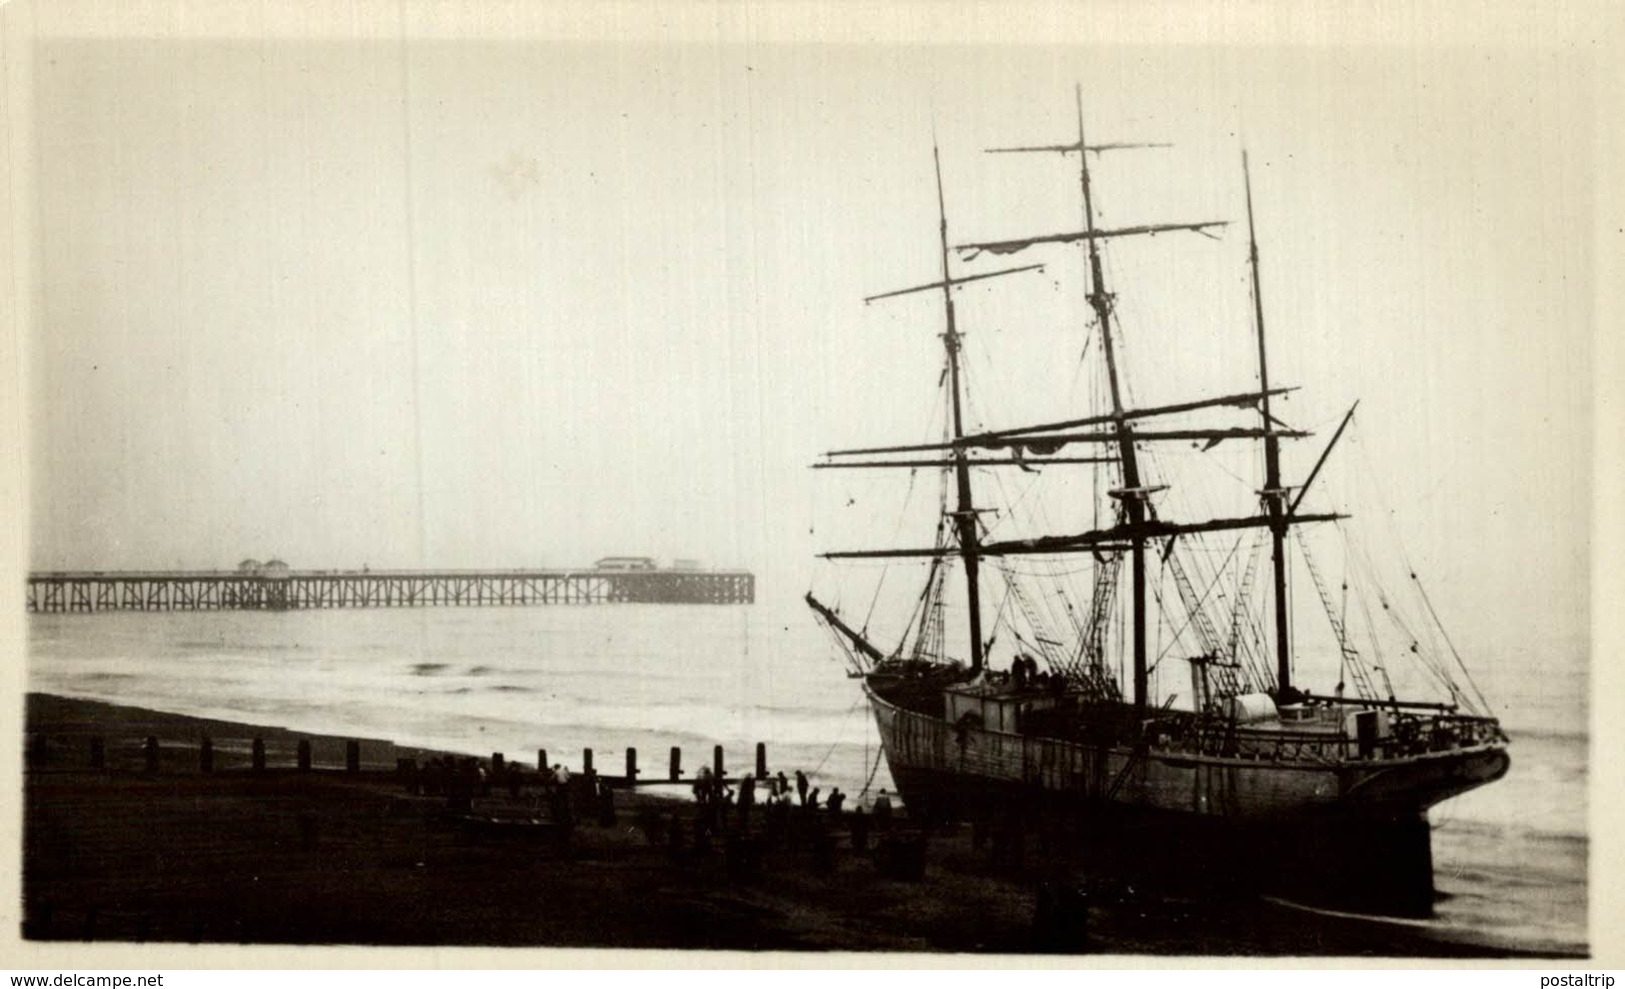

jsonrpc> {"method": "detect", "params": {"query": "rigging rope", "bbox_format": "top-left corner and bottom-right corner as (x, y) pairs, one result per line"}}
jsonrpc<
(858, 736), (886, 799)
(810, 697), (867, 777)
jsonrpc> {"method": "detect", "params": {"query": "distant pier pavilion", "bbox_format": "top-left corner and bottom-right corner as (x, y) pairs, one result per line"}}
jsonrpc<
(26, 566), (755, 613)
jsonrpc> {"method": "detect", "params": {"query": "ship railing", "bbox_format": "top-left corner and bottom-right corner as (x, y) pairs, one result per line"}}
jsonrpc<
(1147, 709), (1504, 764)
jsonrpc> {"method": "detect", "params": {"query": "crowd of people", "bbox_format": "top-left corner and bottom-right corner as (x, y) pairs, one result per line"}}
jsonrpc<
(403, 751), (902, 860)
(667, 764), (900, 863)
(1006, 653), (1069, 694)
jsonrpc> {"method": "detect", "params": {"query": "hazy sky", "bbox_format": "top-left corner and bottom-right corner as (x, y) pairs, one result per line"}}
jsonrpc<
(8, 2), (1602, 660)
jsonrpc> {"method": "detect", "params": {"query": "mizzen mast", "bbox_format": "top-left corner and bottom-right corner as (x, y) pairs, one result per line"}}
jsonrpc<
(1244, 152), (1294, 699)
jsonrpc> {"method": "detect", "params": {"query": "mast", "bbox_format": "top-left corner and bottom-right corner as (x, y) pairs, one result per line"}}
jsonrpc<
(1244, 152), (1293, 698)
(847, 152), (1043, 675)
(1073, 87), (1150, 723)
(934, 145), (987, 675)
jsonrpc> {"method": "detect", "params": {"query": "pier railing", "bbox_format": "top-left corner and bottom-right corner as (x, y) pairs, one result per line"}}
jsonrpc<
(26, 568), (755, 613)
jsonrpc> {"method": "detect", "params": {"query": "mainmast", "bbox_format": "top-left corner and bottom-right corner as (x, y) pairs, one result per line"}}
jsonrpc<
(1071, 88), (1150, 724)
(1244, 152), (1294, 698)
(934, 146), (987, 675)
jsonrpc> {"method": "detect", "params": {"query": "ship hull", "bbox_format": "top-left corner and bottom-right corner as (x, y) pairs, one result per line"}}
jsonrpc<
(866, 681), (1509, 917)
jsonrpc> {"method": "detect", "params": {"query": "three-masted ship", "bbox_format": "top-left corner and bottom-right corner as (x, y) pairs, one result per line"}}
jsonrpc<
(806, 94), (1509, 917)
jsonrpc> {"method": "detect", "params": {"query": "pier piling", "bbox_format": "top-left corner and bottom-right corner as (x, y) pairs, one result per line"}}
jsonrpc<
(27, 566), (754, 613)
(537, 749), (548, 773)
(626, 747), (638, 783)
(756, 742), (767, 779)
(669, 746), (682, 782)
(713, 744), (725, 781)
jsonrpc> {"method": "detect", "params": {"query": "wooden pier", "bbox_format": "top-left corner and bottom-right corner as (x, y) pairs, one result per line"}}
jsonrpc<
(26, 567), (755, 613)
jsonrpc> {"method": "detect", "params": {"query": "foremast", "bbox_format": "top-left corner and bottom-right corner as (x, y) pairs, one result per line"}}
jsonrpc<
(828, 149), (1046, 675)
(933, 146), (987, 675)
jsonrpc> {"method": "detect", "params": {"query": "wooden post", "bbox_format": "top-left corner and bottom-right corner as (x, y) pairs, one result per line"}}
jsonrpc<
(669, 746), (682, 782)
(538, 748), (548, 772)
(713, 744), (724, 781)
(199, 736), (214, 774)
(756, 742), (768, 779)
(297, 739), (312, 773)
(143, 736), (160, 773)
(625, 747), (638, 783)
(89, 736), (105, 770)
(345, 740), (361, 774)
(252, 737), (266, 773)
(582, 748), (594, 776)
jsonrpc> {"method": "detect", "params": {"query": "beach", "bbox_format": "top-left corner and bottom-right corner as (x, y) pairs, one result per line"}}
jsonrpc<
(22, 692), (1575, 957)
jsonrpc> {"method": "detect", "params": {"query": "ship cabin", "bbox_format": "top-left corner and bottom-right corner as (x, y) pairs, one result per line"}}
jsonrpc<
(944, 669), (1063, 734)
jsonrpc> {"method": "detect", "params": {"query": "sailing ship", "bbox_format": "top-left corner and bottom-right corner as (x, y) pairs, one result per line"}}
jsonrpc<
(805, 93), (1509, 917)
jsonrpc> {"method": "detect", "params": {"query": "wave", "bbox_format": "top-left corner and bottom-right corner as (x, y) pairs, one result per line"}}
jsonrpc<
(1265, 896), (1587, 957)
(1438, 815), (1586, 842)
(1508, 726), (1590, 744)
(1436, 816), (1588, 851)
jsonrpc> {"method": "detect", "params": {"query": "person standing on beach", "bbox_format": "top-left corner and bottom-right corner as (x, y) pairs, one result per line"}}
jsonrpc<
(551, 764), (573, 826)
(849, 805), (870, 852)
(738, 774), (756, 828)
(873, 789), (893, 831)
(827, 787), (845, 819)
(795, 770), (809, 807)
(776, 770), (790, 799)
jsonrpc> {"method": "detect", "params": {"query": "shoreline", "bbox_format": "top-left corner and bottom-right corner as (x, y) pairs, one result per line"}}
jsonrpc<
(22, 691), (1580, 958)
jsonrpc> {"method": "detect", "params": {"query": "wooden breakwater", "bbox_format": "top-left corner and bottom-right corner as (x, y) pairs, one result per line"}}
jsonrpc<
(26, 567), (755, 613)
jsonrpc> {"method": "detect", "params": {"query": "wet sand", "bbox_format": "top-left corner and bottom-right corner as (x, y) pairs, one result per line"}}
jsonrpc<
(22, 692), (1568, 957)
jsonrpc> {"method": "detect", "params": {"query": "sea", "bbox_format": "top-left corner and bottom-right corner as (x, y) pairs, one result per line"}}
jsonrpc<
(26, 601), (1588, 956)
